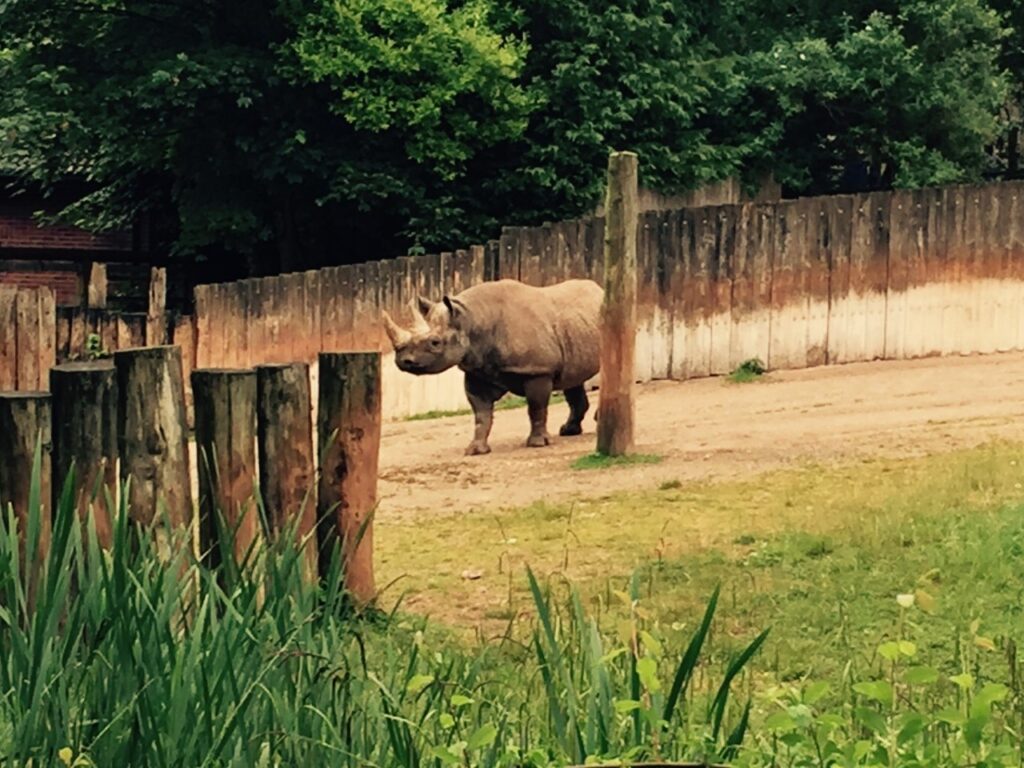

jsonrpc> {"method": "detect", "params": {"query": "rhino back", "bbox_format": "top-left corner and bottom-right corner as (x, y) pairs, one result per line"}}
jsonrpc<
(457, 279), (602, 387)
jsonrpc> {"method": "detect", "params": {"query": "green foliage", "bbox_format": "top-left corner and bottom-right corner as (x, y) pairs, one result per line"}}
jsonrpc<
(728, 358), (766, 383)
(1, 0), (1016, 272)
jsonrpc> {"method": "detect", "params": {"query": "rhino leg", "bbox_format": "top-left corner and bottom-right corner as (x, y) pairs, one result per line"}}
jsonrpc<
(464, 373), (506, 456)
(524, 376), (554, 447)
(559, 385), (589, 436)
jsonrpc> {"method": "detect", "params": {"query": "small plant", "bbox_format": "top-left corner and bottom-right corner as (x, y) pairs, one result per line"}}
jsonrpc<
(84, 332), (109, 360)
(728, 358), (766, 383)
(572, 452), (663, 470)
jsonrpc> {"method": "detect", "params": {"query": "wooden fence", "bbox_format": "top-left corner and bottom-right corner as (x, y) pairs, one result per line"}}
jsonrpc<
(194, 179), (1024, 419)
(0, 347), (380, 601)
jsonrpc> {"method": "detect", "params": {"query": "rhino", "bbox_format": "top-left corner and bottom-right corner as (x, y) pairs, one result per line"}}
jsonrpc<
(382, 278), (603, 455)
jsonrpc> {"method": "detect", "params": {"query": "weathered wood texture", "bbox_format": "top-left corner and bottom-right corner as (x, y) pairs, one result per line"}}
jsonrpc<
(256, 363), (317, 582)
(596, 152), (638, 456)
(87, 262), (108, 308)
(0, 287), (56, 391)
(50, 362), (118, 549)
(187, 179), (1024, 420)
(0, 392), (52, 605)
(317, 352), (381, 604)
(147, 267), (168, 346)
(114, 346), (192, 531)
(192, 369), (259, 569)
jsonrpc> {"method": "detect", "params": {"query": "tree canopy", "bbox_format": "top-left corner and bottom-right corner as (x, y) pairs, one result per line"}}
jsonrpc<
(0, 0), (1017, 275)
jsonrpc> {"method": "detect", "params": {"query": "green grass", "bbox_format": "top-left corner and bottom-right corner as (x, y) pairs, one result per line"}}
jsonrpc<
(728, 357), (767, 383)
(6, 439), (1024, 766)
(571, 451), (664, 470)
(405, 391), (566, 421)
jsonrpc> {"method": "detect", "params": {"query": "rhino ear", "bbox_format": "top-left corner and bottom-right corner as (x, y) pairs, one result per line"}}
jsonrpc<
(442, 295), (467, 327)
(416, 295), (434, 317)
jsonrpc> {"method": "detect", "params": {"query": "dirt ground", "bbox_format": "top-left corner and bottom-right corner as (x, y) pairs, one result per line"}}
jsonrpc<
(378, 351), (1024, 522)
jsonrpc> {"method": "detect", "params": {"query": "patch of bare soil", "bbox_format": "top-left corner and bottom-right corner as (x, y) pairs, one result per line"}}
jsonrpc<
(378, 352), (1024, 521)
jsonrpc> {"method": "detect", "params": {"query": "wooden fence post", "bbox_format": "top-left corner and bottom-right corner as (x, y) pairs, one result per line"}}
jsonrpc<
(256, 363), (317, 583)
(317, 352), (380, 604)
(191, 369), (259, 569)
(114, 346), (192, 543)
(87, 262), (107, 309)
(596, 151), (639, 456)
(147, 267), (167, 345)
(50, 361), (118, 549)
(0, 392), (52, 606)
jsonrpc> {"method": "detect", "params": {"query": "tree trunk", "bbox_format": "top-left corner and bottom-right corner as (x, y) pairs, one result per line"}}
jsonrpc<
(50, 361), (118, 549)
(256, 363), (317, 583)
(317, 352), (380, 605)
(192, 369), (259, 570)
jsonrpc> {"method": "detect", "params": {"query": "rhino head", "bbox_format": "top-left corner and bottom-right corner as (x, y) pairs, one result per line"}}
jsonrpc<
(382, 295), (470, 375)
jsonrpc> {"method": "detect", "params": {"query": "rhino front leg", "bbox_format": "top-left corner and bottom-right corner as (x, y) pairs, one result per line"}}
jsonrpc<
(559, 385), (589, 436)
(523, 376), (554, 447)
(464, 373), (506, 456)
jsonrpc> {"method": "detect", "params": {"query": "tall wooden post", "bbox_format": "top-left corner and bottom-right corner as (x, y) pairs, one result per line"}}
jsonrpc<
(317, 352), (380, 605)
(114, 346), (192, 535)
(0, 393), (52, 606)
(147, 267), (168, 346)
(192, 369), (259, 569)
(596, 151), (639, 456)
(50, 361), (118, 549)
(87, 262), (108, 309)
(256, 363), (317, 583)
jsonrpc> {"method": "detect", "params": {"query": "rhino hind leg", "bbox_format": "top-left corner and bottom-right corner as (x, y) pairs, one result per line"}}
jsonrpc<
(559, 385), (589, 437)
(464, 373), (506, 456)
(523, 376), (554, 448)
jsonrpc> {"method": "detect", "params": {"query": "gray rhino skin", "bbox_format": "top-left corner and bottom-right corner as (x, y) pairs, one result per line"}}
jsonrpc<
(382, 278), (603, 455)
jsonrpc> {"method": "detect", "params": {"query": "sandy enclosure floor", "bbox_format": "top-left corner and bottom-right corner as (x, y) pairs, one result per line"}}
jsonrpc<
(377, 352), (1024, 522)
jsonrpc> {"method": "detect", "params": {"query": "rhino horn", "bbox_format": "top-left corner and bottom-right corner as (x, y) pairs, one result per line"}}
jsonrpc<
(408, 297), (431, 334)
(381, 310), (412, 347)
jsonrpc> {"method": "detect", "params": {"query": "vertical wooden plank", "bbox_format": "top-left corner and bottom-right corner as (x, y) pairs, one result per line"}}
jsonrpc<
(87, 262), (108, 308)
(439, 252), (455, 296)
(728, 203), (754, 370)
(317, 352), (381, 602)
(0, 289), (19, 391)
(667, 209), (689, 380)
(825, 196), (853, 364)
(303, 270), (319, 360)
(674, 209), (698, 379)
(921, 187), (947, 358)
(336, 265), (356, 350)
(101, 312), (118, 361)
(15, 288), (41, 390)
(981, 183), (1007, 353)
(940, 186), (966, 357)
(885, 189), (913, 360)
(483, 241), (500, 283)
(653, 211), (676, 379)
(689, 208), (713, 377)
(596, 151), (638, 456)
(240, 278), (258, 367)
(56, 306), (72, 363)
(499, 226), (521, 281)
(146, 266), (168, 346)
(1008, 182), (1024, 351)
(634, 211), (657, 383)
(963, 186), (984, 355)
(194, 285), (212, 369)
(521, 226), (544, 287)
(539, 223), (559, 286)
(709, 206), (735, 375)
(319, 267), (341, 351)
(69, 307), (86, 363)
(806, 198), (830, 368)
(363, 261), (383, 350)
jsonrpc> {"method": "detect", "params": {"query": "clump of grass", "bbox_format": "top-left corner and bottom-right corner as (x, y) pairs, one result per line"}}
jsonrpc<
(572, 452), (664, 470)
(405, 392), (566, 421)
(660, 479), (683, 491)
(728, 357), (767, 383)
